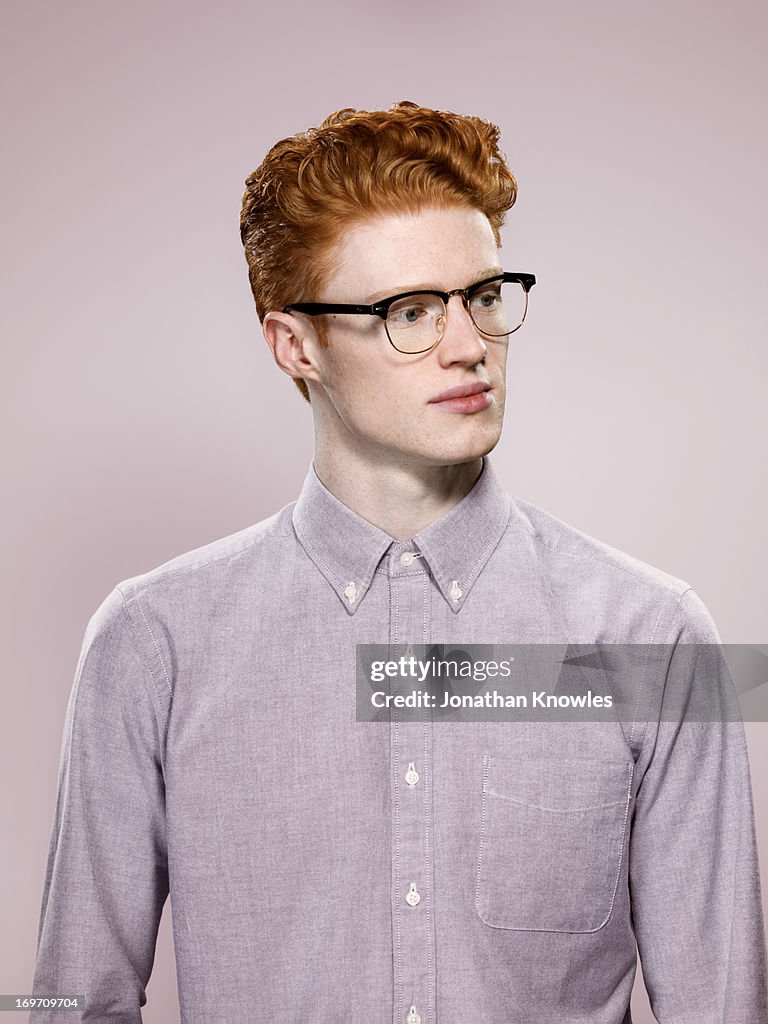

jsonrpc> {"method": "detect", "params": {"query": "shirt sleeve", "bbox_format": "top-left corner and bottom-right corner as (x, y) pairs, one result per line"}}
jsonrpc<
(29, 586), (169, 1023)
(628, 587), (768, 1023)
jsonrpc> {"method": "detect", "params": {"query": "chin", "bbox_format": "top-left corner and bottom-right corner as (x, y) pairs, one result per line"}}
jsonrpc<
(412, 428), (503, 468)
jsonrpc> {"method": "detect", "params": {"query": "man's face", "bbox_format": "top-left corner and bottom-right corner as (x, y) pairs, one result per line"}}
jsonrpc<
(304, 205), (511, 469)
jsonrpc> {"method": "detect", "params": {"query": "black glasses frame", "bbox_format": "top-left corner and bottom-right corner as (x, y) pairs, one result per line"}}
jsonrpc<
(282, 272), (537, 354)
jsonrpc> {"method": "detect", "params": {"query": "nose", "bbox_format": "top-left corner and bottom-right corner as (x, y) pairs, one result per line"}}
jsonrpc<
(435, 293), (488, 366)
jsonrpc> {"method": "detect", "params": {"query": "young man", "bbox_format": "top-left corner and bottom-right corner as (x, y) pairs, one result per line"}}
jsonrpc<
(31, 102), (767, 1023)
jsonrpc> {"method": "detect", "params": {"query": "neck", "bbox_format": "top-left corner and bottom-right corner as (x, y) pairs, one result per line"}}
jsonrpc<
(312, 445), (483, 541)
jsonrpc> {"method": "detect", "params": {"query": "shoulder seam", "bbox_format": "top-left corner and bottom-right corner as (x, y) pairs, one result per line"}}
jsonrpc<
(117, 584), (173, 701)
(628, 586), (693, 753)
(113, 586), (172, 745)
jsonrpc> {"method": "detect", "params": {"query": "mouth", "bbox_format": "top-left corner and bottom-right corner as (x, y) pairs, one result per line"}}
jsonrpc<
(428, 381), (494, 414)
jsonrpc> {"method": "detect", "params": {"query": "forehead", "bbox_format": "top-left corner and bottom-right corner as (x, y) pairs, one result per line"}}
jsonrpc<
(323, 205), (500, 299)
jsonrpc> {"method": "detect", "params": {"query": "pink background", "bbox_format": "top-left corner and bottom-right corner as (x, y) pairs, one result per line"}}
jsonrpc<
(2, 2), (766, 1020)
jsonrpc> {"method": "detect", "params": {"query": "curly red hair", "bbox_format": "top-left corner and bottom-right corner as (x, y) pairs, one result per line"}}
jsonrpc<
(240, 100), (518, 402)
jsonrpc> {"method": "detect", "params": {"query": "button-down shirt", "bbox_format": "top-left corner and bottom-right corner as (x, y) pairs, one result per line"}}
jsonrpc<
(30, 457), (768, 1023)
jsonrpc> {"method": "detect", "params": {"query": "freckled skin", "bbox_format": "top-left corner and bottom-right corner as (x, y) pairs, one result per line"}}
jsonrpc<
(262, 205), (516, 535)
(306, 206), (509, 471)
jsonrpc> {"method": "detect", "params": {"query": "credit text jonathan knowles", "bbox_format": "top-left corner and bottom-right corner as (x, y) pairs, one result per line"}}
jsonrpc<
(370, 690), (614, 709)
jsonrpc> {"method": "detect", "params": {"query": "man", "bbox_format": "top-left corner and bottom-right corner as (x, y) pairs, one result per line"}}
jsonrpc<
(31, 101), (767, 1023)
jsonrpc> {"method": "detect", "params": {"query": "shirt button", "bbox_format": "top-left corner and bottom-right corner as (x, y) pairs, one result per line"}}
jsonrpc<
(400, 552), (416, 566)
(405, 883), (421, 907)
(405, 762), (420, 786)
(407, 1007), (421, 1024)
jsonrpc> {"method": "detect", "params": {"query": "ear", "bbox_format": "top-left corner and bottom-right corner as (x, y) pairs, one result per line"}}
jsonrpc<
(262, 311), (323, 386)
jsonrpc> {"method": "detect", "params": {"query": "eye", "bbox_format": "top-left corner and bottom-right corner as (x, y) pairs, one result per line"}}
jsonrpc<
(387, 296), (435, 327)
(470, 285), (502, 311)
(396, 305), (426, 324)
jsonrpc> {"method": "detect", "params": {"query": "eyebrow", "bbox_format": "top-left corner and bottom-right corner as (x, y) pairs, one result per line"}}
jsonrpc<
(363, 266), (504, 305)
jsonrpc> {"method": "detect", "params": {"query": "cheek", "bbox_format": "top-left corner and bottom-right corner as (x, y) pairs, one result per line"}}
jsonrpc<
(325, 350), (410, 425)
(351, 376), (413, 429)
(489, 339), (509, 369)
(324, 333), (410, 401)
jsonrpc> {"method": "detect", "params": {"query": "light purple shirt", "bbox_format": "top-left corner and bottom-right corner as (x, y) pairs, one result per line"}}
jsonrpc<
(30, 457), (768, 1023)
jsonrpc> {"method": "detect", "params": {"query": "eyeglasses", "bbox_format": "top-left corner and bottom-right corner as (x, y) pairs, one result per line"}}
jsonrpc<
(282, 272), (536, 354)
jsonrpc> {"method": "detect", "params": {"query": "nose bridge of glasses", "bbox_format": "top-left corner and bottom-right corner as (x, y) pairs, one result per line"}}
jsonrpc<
(431, 290), (488, 358)
(438, 288), (479, 330)
(446, 286), (471, 308)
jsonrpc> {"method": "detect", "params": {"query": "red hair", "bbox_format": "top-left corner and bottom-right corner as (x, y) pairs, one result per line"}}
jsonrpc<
(240, 100), (518, 402)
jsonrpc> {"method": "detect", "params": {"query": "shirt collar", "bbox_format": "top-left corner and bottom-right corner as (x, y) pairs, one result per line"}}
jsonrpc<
(291, 457), (512, 615)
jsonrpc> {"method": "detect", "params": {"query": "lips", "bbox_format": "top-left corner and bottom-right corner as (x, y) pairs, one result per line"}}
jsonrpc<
(427, 381), (494, 415)
(429, 381), (491, 404)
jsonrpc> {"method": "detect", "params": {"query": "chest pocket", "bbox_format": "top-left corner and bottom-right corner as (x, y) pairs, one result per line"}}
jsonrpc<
(475, 756), (634, 932)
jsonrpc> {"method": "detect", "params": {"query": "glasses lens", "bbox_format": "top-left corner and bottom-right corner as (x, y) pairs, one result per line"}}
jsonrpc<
(385, 294), (445, 353)
(468, 279), (528, 337)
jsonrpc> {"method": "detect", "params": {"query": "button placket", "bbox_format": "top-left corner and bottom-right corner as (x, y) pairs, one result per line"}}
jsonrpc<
(389, 559), (435, 1024)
